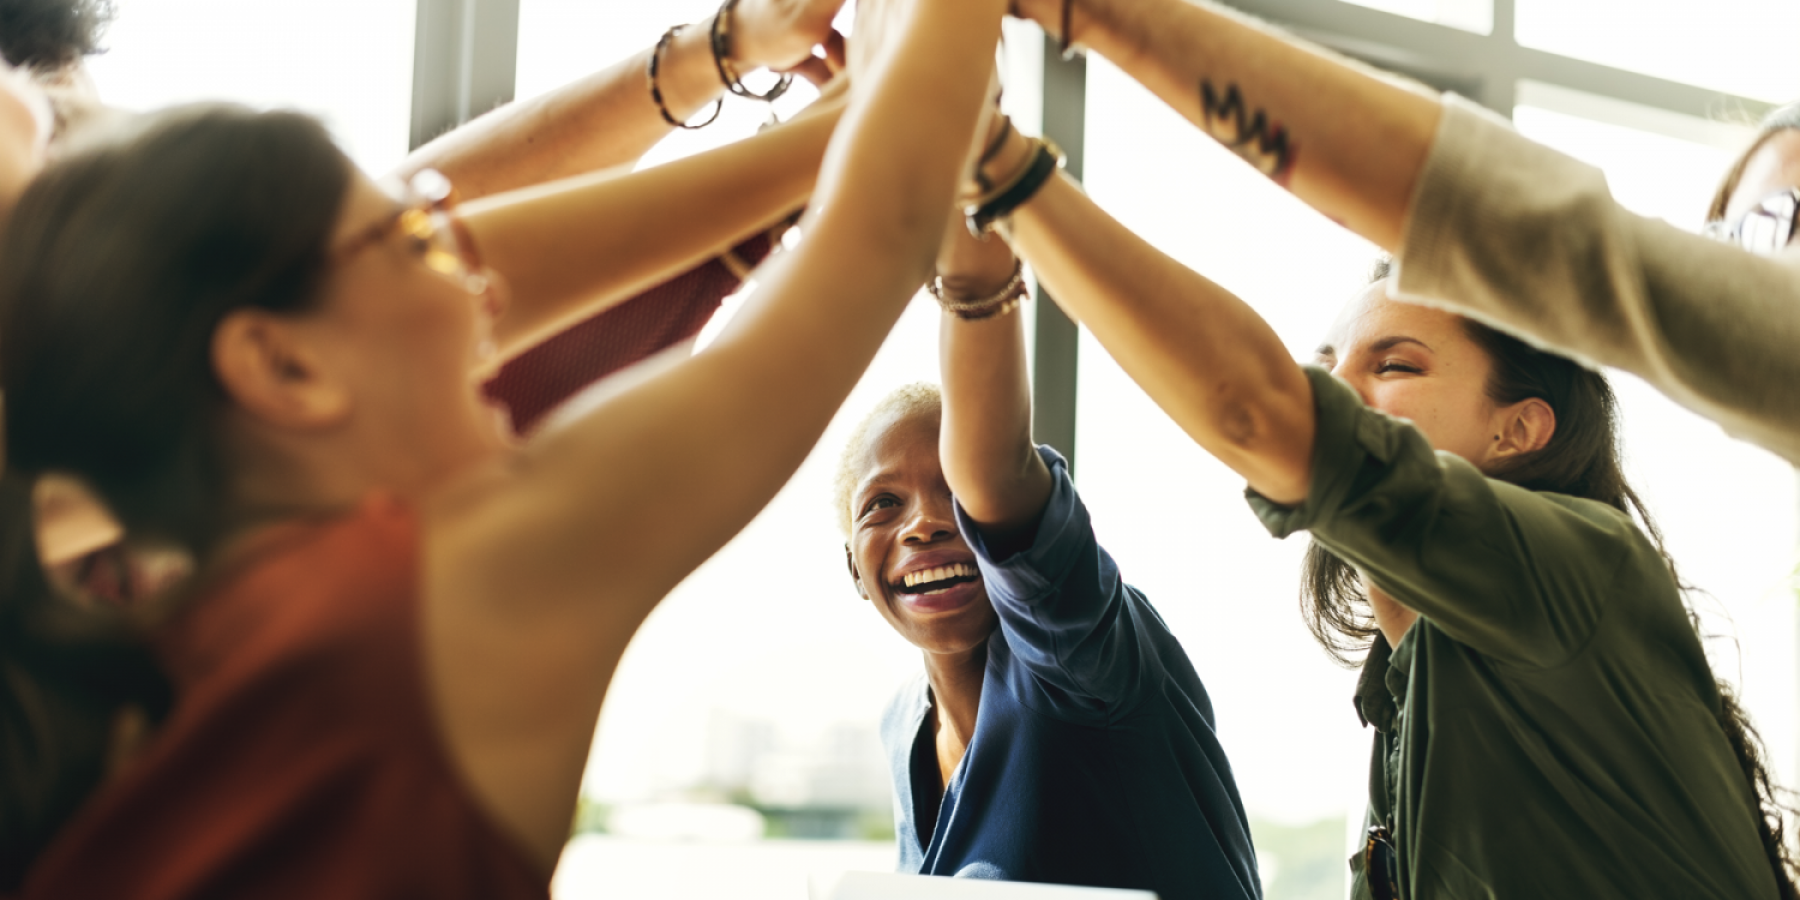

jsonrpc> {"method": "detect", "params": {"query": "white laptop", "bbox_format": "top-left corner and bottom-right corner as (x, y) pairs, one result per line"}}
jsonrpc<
(810, 872), (1159, 900)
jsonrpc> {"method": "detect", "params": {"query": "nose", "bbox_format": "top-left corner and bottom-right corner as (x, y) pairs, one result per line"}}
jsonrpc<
(899, 499), (958, 546)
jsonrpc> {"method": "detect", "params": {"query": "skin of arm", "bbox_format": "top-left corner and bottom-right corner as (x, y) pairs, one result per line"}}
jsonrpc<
(935, 218), (1052, 544)
(395, 0), (848, 200)
(458, 86), (843, 358)
(1012, 0), (1439, 252)
(993, 128), (1315, 503)
(424, 0), (1009, 867)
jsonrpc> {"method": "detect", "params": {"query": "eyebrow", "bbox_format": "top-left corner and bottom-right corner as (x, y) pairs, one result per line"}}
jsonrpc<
(1370, 336), (1432, 353)
(854, 472), (902, 500)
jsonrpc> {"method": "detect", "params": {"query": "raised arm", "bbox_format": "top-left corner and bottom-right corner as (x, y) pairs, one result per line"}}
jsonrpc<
(1014, 0), (1800, 466)
(935, 220), (1052, 545)
(428, 0), (1009, 865)
(1012, 0), (1438, 251)
(396, 0), (847, 199)
(977, 124), (1315, 503)
(458, 87), (843, 357)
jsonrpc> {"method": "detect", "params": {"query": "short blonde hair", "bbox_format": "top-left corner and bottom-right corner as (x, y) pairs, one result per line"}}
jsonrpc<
(832, 383), (942, 537)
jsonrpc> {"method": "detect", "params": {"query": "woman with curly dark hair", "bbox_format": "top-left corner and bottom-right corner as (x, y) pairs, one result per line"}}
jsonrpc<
(0, 0), (111, 73)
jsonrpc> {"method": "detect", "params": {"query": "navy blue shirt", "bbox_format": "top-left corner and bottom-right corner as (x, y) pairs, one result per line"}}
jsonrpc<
(880, 447), (1261, 900)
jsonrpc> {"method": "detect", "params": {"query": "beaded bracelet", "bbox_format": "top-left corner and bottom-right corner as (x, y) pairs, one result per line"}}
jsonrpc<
(710, 0), (794, 104)
(930, 258), (1030, 321)
(648, 25), (724, 130)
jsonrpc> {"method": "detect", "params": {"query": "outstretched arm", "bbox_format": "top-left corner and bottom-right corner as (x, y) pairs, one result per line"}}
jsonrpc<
(1012, 0), (1437, 251)
(429, 0), (1009, 867)
(459, 87), (843, 358)
(396, 0), (848, 199)
(983, 125), (1316, 504)
(935, 220), (1052, 546)
(1015, 0), (1800, 466)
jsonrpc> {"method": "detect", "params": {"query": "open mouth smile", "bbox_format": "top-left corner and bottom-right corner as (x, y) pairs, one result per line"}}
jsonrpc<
(890, 562), (981, 597)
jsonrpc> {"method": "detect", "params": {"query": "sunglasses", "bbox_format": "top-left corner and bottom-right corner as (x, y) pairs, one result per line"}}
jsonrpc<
(335, 168), (488, 293)
(1704, 186), (1799, 255)
(1365, 824), (1404, 900)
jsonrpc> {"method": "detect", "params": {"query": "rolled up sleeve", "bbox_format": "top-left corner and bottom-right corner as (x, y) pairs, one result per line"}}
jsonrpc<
(956, 446), (1148, 710)
(1247, 367), (1650, 667)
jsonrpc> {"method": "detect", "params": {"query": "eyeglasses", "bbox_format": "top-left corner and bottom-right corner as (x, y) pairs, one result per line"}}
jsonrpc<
(1365, 824), (1404, 900)
(335, 168), (488, 293)
(1704, 187), (1799, 255)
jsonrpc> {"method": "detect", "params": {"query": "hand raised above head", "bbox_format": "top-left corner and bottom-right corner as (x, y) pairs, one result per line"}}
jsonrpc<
(731, 0), (851, 73)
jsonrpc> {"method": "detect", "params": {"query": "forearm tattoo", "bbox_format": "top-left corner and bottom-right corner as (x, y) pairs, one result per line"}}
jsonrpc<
(1199, 80), (1297, 183)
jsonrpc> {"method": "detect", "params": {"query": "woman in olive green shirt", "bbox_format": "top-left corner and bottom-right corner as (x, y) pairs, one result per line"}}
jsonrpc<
(969, 107), (1794, 894)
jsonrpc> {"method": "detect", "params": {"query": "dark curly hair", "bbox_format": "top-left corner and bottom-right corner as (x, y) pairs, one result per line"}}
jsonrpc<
(0, 0), (113, 72)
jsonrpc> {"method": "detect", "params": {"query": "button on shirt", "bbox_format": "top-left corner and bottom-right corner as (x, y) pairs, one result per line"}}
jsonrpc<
(1249, 367), (1778, 900)
(880, 447), (1261, 900)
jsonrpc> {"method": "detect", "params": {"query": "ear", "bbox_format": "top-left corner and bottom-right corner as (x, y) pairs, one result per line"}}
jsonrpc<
(1489, 397), (1556, 463)
(845, 544), (869, 600)
(212, 309), (351, 430)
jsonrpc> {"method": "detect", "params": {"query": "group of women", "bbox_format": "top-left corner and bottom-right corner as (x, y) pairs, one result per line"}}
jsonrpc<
(0, 0), (1796, 897)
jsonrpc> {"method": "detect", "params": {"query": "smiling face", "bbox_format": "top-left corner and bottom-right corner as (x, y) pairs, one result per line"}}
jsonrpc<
(844, 407), (998, 657)
(240, 172), (512, 499)
(1318, 285), (1522, 466)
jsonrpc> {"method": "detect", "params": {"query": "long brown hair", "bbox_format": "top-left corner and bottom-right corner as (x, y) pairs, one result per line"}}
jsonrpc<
(1302, 258), (1798, 897)
(0, 104), (351, 888)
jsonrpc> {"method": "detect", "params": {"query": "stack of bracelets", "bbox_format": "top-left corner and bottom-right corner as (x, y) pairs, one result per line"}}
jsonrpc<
(962, 119), (1066, 237)
(926, 118), (1069, 321)
(648, 0), (794, 130)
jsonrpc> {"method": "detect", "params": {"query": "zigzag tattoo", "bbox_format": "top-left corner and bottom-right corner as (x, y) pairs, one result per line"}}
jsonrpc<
(1199, 80), (1298, 183)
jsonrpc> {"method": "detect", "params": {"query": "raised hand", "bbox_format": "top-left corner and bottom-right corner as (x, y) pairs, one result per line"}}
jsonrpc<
(732, 0), (850, 82)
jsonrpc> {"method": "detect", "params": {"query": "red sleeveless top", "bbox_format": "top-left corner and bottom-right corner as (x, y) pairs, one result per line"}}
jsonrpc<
(23, 495), (547, 899)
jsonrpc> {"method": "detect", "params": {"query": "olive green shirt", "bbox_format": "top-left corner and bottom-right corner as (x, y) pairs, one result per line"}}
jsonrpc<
(1249, 367), (1777, 899)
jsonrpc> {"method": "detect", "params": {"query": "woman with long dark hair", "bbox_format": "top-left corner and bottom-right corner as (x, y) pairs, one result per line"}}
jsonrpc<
(955, 100), (1794, 894)
(0, 0), (1008, 893)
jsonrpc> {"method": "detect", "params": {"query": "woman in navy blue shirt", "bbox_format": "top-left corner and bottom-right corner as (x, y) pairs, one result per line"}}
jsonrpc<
(830, 219), (1261, 900)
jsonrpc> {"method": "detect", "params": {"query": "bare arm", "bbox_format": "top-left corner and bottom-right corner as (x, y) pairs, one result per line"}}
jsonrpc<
(395, 0), (848, 199)
(935, 219), (1052, 542)
(1013, 0), (1439, 251)
(427, 0), (1008, 866)
(459, 89), (843, 358)
(988, 128), (1315, 504)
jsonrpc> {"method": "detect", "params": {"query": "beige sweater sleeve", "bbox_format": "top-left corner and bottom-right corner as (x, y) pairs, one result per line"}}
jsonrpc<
(1393, 95), (1800, 466)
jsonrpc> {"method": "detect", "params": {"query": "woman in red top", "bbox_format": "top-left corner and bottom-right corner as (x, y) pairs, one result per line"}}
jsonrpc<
(0, 0), (1008, 894)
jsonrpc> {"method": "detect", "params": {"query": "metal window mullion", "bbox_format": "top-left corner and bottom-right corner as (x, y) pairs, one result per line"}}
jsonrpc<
(1032, 35), (1087, 474)
(1227, 0), (1773, 123)
(410, 0), (521, 151)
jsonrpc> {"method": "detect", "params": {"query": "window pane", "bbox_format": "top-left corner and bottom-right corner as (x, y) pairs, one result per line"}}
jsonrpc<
(1079, 56), (1380, 899)
(1341, 0), (1493, 34)
(1517, 0), (1800, 104)
(84, 0), (415, 175)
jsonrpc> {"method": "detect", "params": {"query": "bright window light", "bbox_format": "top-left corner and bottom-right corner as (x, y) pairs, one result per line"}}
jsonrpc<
(1517, 0), (1800, 104)
(84, 0), (415, 175)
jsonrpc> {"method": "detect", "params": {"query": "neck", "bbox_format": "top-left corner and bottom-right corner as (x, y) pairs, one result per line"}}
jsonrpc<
(922, 641), (987, 742)
(1366, 579), (1419, 648)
